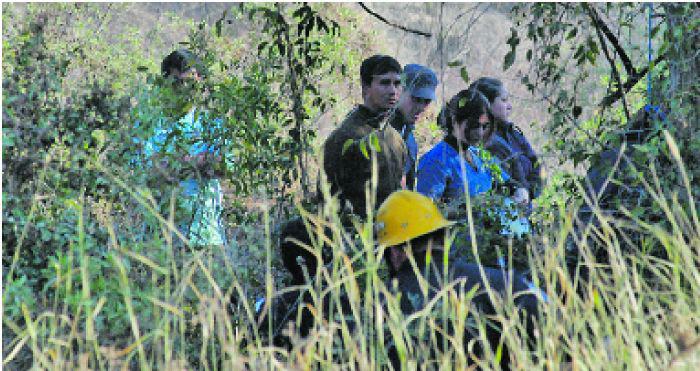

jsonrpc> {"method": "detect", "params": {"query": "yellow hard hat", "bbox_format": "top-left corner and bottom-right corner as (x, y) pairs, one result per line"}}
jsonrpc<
(376, 190), (454, 247)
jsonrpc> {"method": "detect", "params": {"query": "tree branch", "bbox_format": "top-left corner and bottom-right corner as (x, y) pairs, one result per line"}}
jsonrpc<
(586, 4), (636, 76)
(357, 3), (432, 38)
(599, 54), (664, 107)
(585, 4), (631, 119)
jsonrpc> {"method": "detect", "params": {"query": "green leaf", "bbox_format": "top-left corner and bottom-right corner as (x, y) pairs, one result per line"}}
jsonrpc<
(586, 50), (597, 65)
(3, 132), (15, 148)
(215, 17), (223, 38)
(447, 59), (462, 67)
(459, 67), (469, 84)
(673, 26), (683, 39)
(503, 50), (516, 71)
(342, 139), (354, 155)
(359, 140), (369, 160)
(494, 341), (504, 365)
(572, 105), (582, 118)
(369, 132), (381, 152)
(92, 129), (107, 149)
(506, 27), (520, 47)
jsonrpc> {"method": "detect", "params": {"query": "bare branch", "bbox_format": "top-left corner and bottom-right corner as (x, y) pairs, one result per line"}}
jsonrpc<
(587, 5), (637, 77)
(357, 2), (432, 38)
(585, 3), (631, 120)
(599, 56), (663, 107)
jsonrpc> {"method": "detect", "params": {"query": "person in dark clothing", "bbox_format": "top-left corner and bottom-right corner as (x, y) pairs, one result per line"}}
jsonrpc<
(279, 216), (335, 285)
(260, 190), (543, 368)
(570, 107), (663, 282)
(471, 77), (543, 198)
(391, 64), (438, 190)
(376, 190), (543, 369)
(323, 55), (408, 216)
(281, 55), (408, 288)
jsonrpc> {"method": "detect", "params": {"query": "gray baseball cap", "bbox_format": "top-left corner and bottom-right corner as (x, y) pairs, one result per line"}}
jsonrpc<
(403, 64), (438, 101)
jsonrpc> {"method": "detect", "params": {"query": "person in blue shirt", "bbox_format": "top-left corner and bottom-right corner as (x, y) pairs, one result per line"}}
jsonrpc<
(137, 49), (228, 247)
(416, 88), (530, 237)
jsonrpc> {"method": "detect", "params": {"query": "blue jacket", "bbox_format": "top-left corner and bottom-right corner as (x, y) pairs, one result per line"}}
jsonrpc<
(416, 140), (508, 201)
(492, 121), (542, 197)
(416, 138), (530, 237)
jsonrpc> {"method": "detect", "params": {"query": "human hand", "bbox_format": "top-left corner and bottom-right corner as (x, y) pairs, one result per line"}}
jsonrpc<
(513, 187), (529, 206)
(184, 152), (224, 177)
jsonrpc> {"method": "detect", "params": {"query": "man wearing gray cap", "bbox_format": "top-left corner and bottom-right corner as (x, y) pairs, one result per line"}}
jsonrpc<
(392, 64), (438, 190)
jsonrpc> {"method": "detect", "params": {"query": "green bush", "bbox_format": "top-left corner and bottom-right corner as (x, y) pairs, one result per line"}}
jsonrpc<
(3, 3), (698, 369)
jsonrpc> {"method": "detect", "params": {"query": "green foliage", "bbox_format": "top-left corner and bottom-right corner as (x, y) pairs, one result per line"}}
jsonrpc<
(2, 3), (367, 367)
(2, 8), (132, 290)
(509, 3), (699, 258)
(240, 3), (353, 197)
(3, 3), (698, 369)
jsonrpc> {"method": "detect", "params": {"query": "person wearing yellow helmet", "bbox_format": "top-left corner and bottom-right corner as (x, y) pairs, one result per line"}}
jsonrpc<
(377, 190), (543, 368)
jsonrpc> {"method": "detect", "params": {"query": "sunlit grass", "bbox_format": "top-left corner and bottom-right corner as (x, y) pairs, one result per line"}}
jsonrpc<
(3, 132), (699, 370)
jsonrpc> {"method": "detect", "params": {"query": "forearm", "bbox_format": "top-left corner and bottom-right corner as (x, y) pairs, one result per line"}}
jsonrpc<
(184, 152), (224, 177)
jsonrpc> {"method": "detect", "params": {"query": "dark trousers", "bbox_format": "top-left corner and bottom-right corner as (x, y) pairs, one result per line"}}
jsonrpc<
(279, 216), (334, 285)
(389, 255), (541, 369)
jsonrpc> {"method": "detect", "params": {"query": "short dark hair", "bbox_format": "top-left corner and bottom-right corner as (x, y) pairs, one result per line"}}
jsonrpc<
(360, 55), (402, 86)
(470, 77), (504, 103)
(161, 49), (201, 78)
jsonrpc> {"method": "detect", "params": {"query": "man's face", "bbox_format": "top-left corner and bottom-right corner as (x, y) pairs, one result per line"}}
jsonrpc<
(363, 72), (402, 112)
(398, 93), (432, 124)
(176, 67), (202, 82)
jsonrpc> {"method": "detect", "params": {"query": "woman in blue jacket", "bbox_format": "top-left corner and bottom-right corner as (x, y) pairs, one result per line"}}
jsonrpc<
(416, 88), (530, 237)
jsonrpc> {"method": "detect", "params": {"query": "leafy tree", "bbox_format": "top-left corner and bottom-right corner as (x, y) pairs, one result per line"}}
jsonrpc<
(505, 3), (699, 255)
(240, 3), (353, 200)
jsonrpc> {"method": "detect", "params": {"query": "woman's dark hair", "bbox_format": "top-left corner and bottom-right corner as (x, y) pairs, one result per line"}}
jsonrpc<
(360, 54), (402, 86)
(445, 88), (494, 143)
(437, 105), (452, 131)
(161, 49), (201, 79)
(469, 77), (504, 104)
(447, 88), (492, 128)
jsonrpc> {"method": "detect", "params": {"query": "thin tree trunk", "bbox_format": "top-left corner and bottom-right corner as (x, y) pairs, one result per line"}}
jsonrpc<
(276, 3), (308, 199)
(662, 3), (699, 138)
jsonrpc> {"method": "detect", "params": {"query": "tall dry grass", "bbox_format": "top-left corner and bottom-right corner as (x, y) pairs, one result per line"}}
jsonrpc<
(3, 133), (699, 370)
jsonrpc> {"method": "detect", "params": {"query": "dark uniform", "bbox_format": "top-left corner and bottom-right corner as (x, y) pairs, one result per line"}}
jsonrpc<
(323, 105), (408, 216)
(389, 248), (541, 369)
(488, 121), (542, 197)
(389, 112), (418, 190)
(281, 105), (407, 286)
(572, 108), (657, 287)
